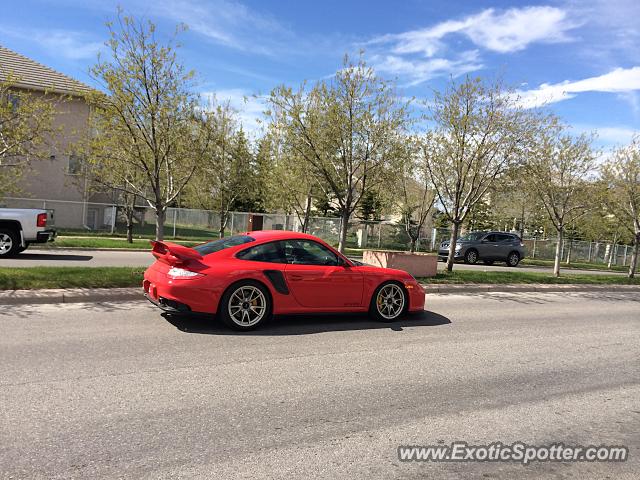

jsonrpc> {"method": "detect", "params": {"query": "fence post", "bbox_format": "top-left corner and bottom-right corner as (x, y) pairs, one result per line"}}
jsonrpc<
(172, 209), (177, 238)
(623, 245), (628, 266)
(587, 242), (592, 263)
(110, 205), (116, 234)
(532, 237), (537, 259)
(230, 212), (235, 235)
(377, 224), (382, 248)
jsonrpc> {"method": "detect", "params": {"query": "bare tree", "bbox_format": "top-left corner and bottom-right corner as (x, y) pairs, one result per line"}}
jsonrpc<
(601, 135), (640, 278)
(422, 76), (529, 271)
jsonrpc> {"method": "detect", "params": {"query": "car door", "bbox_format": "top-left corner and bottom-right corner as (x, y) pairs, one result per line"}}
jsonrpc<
(495, 234), (514, 259)
(477, 233), (498, 259)
(283, 239), (363, 309)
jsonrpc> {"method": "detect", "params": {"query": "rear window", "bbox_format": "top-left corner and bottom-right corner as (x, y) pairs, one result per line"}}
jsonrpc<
(193, 235), (255, 256)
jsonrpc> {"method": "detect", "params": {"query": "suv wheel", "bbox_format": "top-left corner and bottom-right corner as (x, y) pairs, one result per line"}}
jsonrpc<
(464, 249), (479, 264)
(506, 251), (520, 267)
(0, 229), (20, 257)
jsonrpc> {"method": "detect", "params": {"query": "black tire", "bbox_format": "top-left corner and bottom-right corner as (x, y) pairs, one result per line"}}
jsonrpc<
(369, 281), (407, 322)
(16, 242), (29, 254)
(218, 280), (272, 331)
(464, 248), (479, 265)
(483, 259), (494, 266)
(0, 228), (20, 257)
(506, 251), (521, 267)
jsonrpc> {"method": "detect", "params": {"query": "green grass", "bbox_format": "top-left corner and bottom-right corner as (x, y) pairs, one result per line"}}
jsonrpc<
(420, 270), (640, 285)
(37, 237), (200, 250)
(0, 267), (145, 290)
(522, 258), (629, 273)
(1, 266), (638, 291)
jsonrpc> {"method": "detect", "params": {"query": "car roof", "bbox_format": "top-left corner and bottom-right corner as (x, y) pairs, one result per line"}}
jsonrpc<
(241, 230), (324, 242)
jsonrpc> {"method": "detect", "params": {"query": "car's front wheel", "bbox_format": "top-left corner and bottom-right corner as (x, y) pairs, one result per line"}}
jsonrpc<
(370, 282), (407, 322)
(219, 281), (272, 331)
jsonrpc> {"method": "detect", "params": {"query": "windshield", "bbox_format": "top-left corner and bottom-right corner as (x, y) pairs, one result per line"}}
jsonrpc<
(458, 232), (485, 242)
(194, 235), (255, 255)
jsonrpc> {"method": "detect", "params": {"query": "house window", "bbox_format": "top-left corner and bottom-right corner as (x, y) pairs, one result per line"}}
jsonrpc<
(67, 154), (83, 175)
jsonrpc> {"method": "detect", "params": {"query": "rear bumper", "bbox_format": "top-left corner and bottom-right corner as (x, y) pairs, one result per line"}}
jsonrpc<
(33, 229), (57, 243)
(143, 268), (218, 314)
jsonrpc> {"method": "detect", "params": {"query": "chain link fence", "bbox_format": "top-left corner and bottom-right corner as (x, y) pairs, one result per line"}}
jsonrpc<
(2, 197), (635, 266)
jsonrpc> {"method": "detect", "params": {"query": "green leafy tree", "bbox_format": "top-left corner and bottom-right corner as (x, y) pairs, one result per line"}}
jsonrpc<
(85, 13), (200, 240)
(525, 119), (597, 276)
(421, 76), (530, 271)
(0, 76), (57, 197)
(601, 135), (640, 277)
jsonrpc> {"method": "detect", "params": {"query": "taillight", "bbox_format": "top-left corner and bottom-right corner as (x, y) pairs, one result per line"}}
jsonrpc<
(37, 213), (47, 228)
(167, 267), (205, 279)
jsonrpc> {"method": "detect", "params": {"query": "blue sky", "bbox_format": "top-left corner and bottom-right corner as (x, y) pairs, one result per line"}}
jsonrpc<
(2, 0), (639, 148)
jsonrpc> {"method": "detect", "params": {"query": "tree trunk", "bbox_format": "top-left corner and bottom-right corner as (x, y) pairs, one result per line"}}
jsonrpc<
(337, 210), (350, 253)
(629, 234), (639, 279)
(219, 210), (227, 238)
(409, 237), (417, 253)
(155, 208), (166, 241)
(446, 221), (461, 273)
(302, 192), (312, 233)
(565, 239), (572, 265)
(553, 228), (563, 277)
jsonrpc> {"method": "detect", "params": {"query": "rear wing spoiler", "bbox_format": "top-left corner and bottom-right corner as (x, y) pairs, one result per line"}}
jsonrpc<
(150, 241), (202, 265)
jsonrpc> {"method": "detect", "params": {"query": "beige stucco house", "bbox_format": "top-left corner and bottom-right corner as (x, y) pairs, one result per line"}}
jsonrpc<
(0, 45), (114, 228)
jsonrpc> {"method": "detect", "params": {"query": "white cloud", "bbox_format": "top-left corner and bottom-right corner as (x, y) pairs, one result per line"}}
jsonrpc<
(516, 66), (640, 108)
(0, 26), (102, 60)
(202, 89), (267, 135)
(370, 6), (576, 58)
(152, 0), (292, 56)
(373, 50), (483, 86)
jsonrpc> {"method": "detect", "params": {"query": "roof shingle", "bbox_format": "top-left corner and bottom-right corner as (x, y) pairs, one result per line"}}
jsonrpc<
(0, 45), (93, 95)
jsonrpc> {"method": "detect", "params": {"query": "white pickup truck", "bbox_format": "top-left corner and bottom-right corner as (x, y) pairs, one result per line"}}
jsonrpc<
(0, 208), (57, 257)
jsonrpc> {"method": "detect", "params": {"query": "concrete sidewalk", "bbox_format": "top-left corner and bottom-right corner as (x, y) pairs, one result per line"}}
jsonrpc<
(2, 283), (639, 306)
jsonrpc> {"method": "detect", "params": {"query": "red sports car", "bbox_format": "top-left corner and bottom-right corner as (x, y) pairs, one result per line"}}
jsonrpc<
(143, 230), (425, 330)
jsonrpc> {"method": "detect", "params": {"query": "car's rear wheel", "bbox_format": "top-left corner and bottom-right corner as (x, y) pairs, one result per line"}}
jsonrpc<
(506, 251), (521, 267)
(219, 281), (272, 331)
(0, 229), (20, 257)
(464, 248), (479, 264)
(369, 282), (406, 322)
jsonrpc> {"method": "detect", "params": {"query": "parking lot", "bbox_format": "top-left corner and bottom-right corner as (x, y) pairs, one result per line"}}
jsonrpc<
(2, 291), (638, 479)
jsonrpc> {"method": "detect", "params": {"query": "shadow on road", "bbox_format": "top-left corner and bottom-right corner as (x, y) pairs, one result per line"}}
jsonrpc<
(11, 253), (94, 262)
(162, 310), (451, 336)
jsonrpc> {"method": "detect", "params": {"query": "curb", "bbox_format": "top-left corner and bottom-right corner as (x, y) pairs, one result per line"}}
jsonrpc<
(421, 283), (640, 294)
(2, 284), (639, 306)
(0, 287), (142, 306)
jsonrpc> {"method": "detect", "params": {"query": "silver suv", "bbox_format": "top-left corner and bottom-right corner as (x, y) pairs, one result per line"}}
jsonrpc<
(438, 231), (526, 267)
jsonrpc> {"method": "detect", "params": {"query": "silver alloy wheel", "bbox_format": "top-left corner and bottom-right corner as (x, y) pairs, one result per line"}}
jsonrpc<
(0, 233), (13, 255)
(376, 284), (405, 320)
(227, 285), (267, 327)
(466, 250), (478, 263)
(508, 252), (519, 266)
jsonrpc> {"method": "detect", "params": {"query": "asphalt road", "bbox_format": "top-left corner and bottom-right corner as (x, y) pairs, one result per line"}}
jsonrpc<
(1, 292), (638, 479)
(1, 248), (626, 276)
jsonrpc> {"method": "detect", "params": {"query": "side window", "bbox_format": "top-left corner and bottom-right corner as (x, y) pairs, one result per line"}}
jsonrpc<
(236, 241), (286, 263)
(284, 240), (339, 266)
(496, 234), (511, 243)
(483, 234), (497, 242)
